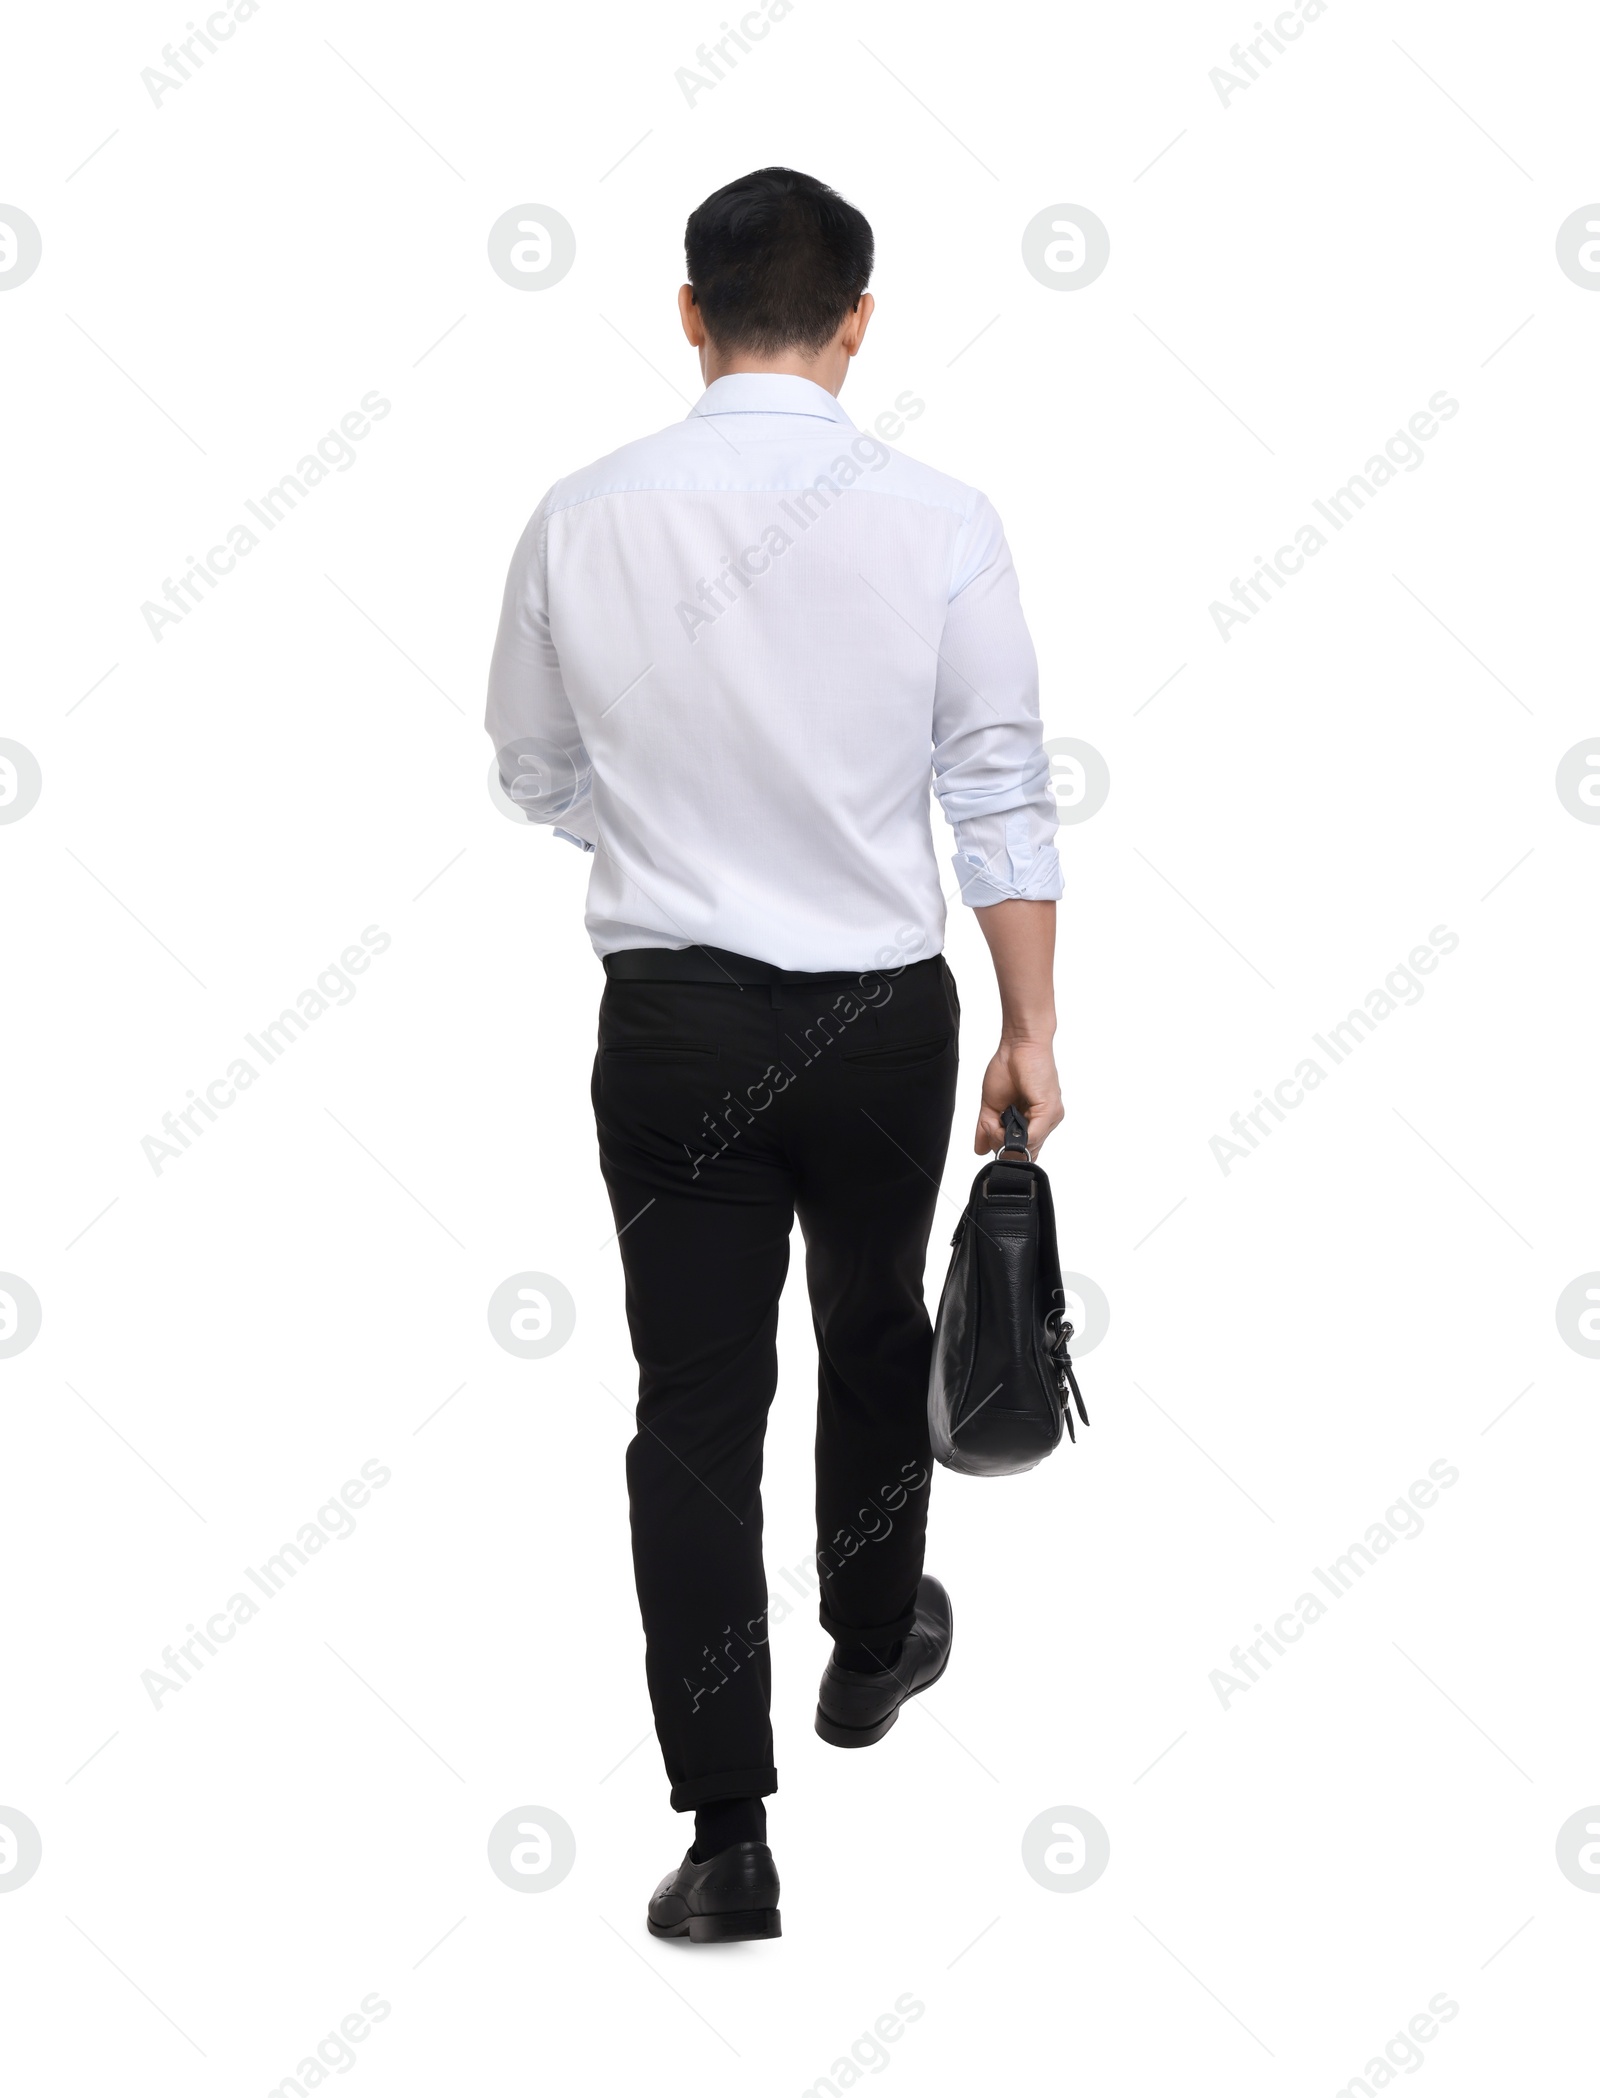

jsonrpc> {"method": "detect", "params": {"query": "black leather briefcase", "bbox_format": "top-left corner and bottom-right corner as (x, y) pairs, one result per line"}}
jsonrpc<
(927, 1108), (1088, 1476)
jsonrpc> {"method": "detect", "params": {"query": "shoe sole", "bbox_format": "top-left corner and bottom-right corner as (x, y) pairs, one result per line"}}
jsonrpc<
(814, 1640), (953, 1749)
(647, 1908), (782, 1943)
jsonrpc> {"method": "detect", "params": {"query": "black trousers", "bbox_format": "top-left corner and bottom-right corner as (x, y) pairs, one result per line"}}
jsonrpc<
(592, 949), (960, 1810)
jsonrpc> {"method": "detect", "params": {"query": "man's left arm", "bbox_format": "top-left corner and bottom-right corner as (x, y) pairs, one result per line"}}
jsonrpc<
(930, 492), (1065, 1152)
(930, 491), (1062, 912)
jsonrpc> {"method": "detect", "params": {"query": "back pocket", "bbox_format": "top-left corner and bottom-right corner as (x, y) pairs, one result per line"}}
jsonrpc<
(602, 1044), (715, 1064)
(843, 1035), (950, 1070)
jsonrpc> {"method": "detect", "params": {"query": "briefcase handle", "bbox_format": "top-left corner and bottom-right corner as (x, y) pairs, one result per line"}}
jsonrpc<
(997, 1103), (1033, 1162)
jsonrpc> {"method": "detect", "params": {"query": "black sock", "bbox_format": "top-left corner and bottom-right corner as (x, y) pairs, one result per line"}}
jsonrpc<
(691, 1796), (766, 1861)
(833, 1638), (903, 1675)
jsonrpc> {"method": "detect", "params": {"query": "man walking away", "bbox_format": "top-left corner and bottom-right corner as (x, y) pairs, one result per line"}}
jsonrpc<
(486, 166), (1064, 1940)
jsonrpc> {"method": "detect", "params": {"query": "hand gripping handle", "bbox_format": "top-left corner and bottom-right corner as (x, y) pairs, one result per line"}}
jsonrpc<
(998, 1103), (1031, 1160)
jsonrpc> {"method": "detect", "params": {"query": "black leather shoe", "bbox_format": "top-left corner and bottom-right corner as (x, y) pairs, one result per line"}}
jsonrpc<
(815, 1575), (954, 1747)
(646, 1841), (782, 1943)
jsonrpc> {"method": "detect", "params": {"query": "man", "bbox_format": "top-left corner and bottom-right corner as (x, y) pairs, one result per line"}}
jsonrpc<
(486, 167), (1063, 1942)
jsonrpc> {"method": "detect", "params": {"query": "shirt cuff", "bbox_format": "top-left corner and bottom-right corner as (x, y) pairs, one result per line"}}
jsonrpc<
(950, 845), (1063, 909)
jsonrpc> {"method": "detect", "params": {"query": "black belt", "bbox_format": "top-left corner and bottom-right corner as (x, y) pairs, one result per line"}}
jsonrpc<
(603, 945), (940, 988)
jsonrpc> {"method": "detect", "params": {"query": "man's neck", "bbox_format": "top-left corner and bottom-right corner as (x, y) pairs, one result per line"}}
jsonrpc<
(699, 353), (846, 398)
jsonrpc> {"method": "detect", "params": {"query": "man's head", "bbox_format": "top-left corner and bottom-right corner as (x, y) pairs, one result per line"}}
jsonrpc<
(679, 167), (874, 394)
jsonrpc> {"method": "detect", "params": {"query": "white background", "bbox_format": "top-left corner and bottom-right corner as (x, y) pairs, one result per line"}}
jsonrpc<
(3, 0), (1599, 2090)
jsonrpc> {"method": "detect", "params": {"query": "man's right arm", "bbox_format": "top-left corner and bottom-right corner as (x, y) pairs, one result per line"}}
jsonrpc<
(485, 495), (596, 843)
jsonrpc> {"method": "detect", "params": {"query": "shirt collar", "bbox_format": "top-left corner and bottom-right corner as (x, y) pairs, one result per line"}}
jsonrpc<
(689, 372), (855, 428)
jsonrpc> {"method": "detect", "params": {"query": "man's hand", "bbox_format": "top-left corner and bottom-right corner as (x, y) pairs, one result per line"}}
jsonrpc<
(971, 898), (1062, 1154)
(974, 1038), (1063, 1155)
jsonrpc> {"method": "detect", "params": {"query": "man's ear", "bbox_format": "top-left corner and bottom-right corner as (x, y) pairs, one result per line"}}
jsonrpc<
(678, 284), (706, 347)
(841, 291), (875, 358)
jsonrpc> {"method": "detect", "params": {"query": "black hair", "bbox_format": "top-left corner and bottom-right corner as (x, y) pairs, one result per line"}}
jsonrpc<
(684, 167), (874, 355)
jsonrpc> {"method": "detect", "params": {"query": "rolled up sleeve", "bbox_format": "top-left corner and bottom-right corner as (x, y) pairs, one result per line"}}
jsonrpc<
(485, 493), (596, 847)
(931, 493), (1062, 909)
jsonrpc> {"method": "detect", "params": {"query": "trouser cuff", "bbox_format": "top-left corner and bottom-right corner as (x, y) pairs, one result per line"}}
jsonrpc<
(669, 1765), (778, 1812)
(818, 1600), (918, 1646)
